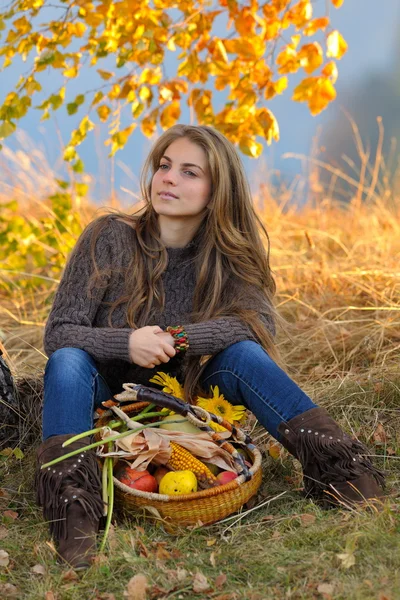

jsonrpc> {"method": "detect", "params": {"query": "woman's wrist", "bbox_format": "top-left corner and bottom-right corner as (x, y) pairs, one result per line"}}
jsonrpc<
(166, 325), (189, 354)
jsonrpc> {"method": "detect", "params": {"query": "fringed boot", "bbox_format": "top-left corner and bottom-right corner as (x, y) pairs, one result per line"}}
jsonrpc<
(277, 407), (385, 507)
(35, 434), (104, 570)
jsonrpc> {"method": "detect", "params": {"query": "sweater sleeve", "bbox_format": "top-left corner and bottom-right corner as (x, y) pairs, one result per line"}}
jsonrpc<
(181, 289), (276, 357)
(44, 219), (132, 362)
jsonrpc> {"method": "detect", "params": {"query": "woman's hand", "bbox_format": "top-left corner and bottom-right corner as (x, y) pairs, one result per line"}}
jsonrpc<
(129, 326), (176, 368)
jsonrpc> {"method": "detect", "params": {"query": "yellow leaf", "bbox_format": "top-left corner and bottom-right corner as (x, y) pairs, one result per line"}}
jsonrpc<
(73, 22), (86, 37)
(283, 0), (313, 29)
(257, 107), (280, 144)
(160, 101), (181, 129)
(96, 104), (111, 122)
(293, 76), (336, 115)
(298, 42), (323, 74)
(303, 17), (329, 37)
(268, 443), (281, 460)
(141, 114), (158, 138)
(239, 137), (263, 158)
(326, 30), (348, 60)
(337, 552), (356, 569)
(322, 61), (338, 83)
(106, 124), (136, 156)
(276, 46), (299, 74)
(264, 76), (288, 100)
(63, 65), (78, 78)
(139, 67), (162, 85)
(13, 16), (31, 34)
(331, 0), (344, 7)
(97, 69), (114, 81)
(216, 39), (229, 64)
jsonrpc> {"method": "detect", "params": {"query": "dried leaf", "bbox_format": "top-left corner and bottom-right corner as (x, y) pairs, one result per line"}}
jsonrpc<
(124, 574), (148, 600)
(215, 573), (227, 588)
(0, 549), (10, 567)
(192, 571), (211, 593)
(337, 552), (356, 569)
(0, 526), (8, 540)
(0, 583), (19, 598)
(317, 582), (335, 595)
(268, 443), (281, 460)
(62, 569), (79, 582)
(155, 543), (171, 561)
(300, 513), (316, 526)
(373, 423), (388, 444)
(45, 592), (56, 600)
(31, 563), (46, 575)
(207, 538), (217, 546)
(3, 510), (18, 520)
(210, 551), (216, 567)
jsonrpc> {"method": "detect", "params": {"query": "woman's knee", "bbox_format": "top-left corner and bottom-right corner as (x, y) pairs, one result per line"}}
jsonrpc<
(216, 340), (269, 368)
(45, 347), (96, 381)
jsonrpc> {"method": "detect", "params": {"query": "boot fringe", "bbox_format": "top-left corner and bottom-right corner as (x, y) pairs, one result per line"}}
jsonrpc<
(35, 437), (104, 539)
(296, 431), (385, 499)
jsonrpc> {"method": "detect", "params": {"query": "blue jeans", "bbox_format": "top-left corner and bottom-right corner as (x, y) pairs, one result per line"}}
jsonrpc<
(42, 342), (316, 441)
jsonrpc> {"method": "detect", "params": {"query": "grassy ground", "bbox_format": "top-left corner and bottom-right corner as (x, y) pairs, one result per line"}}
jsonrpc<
(1, 144), (400, 599)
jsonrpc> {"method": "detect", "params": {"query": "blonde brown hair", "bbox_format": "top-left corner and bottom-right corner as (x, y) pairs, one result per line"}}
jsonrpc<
(91, 124), (279, 400)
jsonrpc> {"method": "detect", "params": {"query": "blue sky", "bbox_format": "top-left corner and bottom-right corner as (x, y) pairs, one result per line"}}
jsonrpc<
(1, 0), (399, 204)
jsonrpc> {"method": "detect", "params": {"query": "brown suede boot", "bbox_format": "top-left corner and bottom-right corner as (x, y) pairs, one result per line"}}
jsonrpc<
(277, 407), (385, 507)
(35, 434), (104, 570)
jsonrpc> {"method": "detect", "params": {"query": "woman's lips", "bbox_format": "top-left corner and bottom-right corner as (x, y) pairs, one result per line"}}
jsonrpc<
(159, 192), (178, 199)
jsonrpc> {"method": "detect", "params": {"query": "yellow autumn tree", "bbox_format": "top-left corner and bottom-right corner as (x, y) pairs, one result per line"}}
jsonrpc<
(0, 0), (347, 170)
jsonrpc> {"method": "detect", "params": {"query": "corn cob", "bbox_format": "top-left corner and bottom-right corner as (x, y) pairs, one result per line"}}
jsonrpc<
(167, 442), (218, 488)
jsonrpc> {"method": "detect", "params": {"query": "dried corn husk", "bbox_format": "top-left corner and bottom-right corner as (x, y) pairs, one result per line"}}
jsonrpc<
(98, 420), (236, 472)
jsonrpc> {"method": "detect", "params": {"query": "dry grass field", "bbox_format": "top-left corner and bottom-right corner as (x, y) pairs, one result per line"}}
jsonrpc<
(0, 139), (399, 599)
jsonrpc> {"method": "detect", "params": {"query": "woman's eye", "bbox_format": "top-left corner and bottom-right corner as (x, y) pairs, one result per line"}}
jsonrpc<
(185, 170), (196, 177)
(159, 164), (168, 170)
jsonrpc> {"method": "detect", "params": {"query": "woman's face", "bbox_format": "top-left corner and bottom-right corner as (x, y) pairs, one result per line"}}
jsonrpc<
(151, 137), (212, 223)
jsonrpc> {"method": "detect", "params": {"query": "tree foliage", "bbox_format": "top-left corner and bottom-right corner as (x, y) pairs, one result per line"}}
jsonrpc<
(0, 0), (347, 166)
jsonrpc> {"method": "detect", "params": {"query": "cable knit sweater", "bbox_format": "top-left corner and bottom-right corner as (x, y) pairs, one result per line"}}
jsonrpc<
(44, 217), (275, 394)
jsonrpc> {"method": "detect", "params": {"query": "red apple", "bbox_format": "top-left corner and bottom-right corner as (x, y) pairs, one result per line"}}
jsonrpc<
(216, 471), (237, 486)
(115, 464), (158, 493)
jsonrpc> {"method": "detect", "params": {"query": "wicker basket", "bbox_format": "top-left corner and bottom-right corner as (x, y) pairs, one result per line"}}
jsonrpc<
(95, 383), (263, 527)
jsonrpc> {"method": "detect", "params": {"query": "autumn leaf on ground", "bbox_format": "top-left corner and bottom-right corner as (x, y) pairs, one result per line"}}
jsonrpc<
(0, 583), (19, 598)
(3, 510), (18, 521)
(317, 582), (335, 596)
(31, 563), (46, 575)
(300, 513), (316, 526)
(215, 573), (227, 588)
(268, 442), (281, 459)
(373, 423), (388, 444)
(0, 526), (8, 540)
(192, 570), (211, 593)
(124, 574), (148, 600)
(45, 593), (56, 600)
(61, 569), (79, 582)
(0, 549), (10, 567)
(337, 551), (356, 569)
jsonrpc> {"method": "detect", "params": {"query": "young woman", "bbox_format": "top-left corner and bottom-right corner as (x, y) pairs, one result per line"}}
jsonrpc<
(37, 124), (384, 569)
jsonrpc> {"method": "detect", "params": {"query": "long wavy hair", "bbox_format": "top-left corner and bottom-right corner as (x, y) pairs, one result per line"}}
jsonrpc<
(90, 124), (279, 401)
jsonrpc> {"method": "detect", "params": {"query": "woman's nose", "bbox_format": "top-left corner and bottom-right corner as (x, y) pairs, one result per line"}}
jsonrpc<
(162, 169), (178, 184)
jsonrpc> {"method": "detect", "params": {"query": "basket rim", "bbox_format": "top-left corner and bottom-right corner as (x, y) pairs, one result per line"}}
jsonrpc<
(112, 445), (262, 501)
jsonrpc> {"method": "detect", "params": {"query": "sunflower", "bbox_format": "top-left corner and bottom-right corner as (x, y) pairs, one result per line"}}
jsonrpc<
(149, 372), (185, 399)
(196, 386), (247, 432)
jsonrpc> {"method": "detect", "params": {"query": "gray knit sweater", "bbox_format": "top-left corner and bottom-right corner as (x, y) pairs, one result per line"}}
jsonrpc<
(44, 217), (275, 394)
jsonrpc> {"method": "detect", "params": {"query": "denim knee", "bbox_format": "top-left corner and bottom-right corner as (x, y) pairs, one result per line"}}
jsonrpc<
(45, 347), (96, 384)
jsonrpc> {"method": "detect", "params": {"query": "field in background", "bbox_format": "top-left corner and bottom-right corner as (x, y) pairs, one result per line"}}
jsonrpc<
(0, 138), (399, 599)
